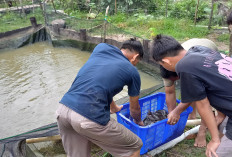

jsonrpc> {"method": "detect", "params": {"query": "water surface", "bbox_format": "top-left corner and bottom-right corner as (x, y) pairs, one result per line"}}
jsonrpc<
(0, 42), (162, 139)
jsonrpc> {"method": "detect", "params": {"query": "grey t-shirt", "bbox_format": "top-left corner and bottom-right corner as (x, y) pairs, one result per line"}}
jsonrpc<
(176, 46), (232, 139)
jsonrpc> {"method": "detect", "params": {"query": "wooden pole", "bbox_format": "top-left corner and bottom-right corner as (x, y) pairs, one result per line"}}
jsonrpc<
(229, 25), (232, 57)
(115, 0), (117, 14)
(208, 0), (214, 30)
(26, 135), (61, 144)
(51, 0), (56, 13)
(165, 0), (168, 17)
(194, 0), (200, 25)
(103, 6), (109, 43)
(15, 0), (19, 10)
(19, 0), (25, 16)
(3, 0), (8, 8)
(43, 0), (48, 26)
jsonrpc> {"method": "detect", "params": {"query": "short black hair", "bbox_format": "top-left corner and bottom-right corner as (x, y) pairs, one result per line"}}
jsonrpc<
(150, 34), (184, 62)
(121, 38), (144, 58)
(160, 65), (178, 79)
(227, 11), (232, 25)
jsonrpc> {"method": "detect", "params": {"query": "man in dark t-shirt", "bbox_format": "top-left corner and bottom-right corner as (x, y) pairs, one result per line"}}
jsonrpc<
(151, 34), (232, 157)
(56, 39), (144, 157)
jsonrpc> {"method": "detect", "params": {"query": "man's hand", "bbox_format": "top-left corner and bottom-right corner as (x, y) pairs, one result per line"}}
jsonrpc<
(167, 102), (191, 125)
(167, 110), (180, 125)
(206, 140), (220, 157)
(129, 95), (142, 126)
(195, 98), (220, 157)
(110, 101), (123, 114)
(134, 120), (144, 126)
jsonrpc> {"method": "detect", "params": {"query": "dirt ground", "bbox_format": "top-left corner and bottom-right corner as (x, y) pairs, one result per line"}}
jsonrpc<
(207, 32), (229, 51)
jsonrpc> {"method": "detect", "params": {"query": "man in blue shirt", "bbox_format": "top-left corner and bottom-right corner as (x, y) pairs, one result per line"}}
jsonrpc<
(56, 39), (144, 157)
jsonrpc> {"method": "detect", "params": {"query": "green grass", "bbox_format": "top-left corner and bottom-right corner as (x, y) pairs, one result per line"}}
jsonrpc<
(217, 34), (230, 43)
(106, 12), (210, 40)
(0, 9), (44, 33)
(37, 131), (211, 157)
(38, 140), (110, 157)
(0, 8), (212, 41)
(155, 131), (211, 157)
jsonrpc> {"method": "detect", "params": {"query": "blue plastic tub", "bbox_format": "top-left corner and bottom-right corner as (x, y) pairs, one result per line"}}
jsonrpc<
(116, 92), (193, 155)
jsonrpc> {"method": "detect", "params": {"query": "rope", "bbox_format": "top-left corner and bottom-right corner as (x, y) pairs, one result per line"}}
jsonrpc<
(0, 124), (58, 141)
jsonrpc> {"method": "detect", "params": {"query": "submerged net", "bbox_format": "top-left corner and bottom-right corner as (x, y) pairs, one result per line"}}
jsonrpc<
(0, 84), (164, 157)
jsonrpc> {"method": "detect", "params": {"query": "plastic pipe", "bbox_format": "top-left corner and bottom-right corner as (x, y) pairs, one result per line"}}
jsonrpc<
(186, 119), (201, 126)
(148, 125), (200, 156)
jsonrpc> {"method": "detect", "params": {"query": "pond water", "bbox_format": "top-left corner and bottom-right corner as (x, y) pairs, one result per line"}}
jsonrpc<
(0, 42), (162, 139)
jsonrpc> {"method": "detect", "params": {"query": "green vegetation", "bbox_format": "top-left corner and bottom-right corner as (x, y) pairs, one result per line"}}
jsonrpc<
(0, 8), (44, 32)
(1, 0), (231, 42)
(217, 34), (230, 43)
(156, 137), (206, 157)
(38, 140), (110, 157)
(38, 140), (65, 156)
(154, 128), (211, 157)
(0, 1), (230, 156)
(37, 130), (211, 157)
(108, 15), (210, 40)
(0, 9), (210, 41)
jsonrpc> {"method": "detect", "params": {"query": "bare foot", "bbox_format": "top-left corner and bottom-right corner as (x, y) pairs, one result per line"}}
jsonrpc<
(194, 125), (207, 147)
(110, 105), (123, 114)
(215, 112), (226, 126)
(188, 113), (196, 120)
(185, 133), (197, 140)
(189, 102), (197, 119)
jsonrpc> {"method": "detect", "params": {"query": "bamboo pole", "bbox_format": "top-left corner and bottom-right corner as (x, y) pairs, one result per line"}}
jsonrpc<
(165, 0), (168, 17)
(194, 0), (200, 25)
(51, 0), (56, 13)
(115, 0), (117, 14)
(42, 0), (48, 26)
(26, 135), (61, 144)
(25, 119), (201, 144)
(103, 6), (109, 43)
(208, 0), (214, 30)
(32, 0), (34, 13)
(19, 0), (25, 16)
(229, 24), (232, 57)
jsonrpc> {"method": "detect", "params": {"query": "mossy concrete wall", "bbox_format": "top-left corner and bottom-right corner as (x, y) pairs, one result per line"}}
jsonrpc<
(48, 23), (158, 67)
(0, 24), (51, 50)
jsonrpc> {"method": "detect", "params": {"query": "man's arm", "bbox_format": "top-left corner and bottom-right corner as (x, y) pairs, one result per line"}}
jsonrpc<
(165, 84), (177, 113)
(129, 95), (144, 126)
(110, 100), (123, 114)
(167, 102), (191, 124)
(196, 97), (220, 157)
(165, 83), (192, 125)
